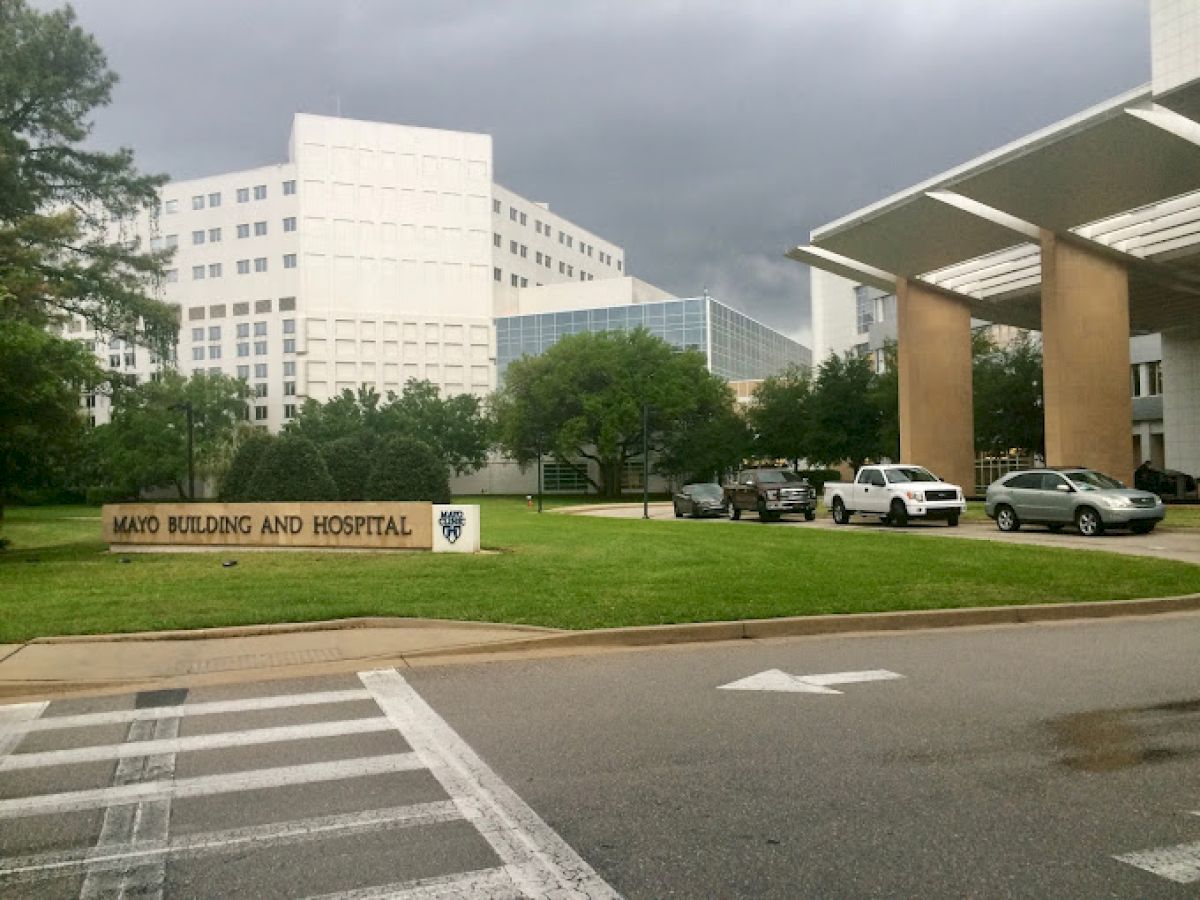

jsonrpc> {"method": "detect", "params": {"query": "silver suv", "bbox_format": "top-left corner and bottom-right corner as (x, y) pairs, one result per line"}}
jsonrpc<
(985, 467), (1165, 536)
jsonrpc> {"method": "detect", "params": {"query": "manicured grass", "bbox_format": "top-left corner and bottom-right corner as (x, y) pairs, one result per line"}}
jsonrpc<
(1, 500), (1198, 643)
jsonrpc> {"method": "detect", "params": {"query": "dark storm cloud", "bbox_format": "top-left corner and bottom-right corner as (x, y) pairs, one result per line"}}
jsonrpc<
(65, 0), (1149, 344)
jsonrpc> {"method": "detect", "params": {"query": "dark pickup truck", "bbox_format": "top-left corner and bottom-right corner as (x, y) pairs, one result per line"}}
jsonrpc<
(724, 468), (817, 522)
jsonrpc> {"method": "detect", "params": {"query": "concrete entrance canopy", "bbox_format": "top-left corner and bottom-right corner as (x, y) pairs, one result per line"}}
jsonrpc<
(789, 76), (1200, 486)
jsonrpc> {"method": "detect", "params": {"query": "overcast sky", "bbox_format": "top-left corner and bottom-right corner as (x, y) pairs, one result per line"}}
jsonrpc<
(65, 0), (1150, 345)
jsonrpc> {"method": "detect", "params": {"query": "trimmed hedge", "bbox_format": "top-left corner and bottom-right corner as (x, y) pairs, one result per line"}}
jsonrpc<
(365, 436), (450, 503)
(244, 435), (338, 501)
(220, 433), (275, 501)
(320, 435), (373, 501)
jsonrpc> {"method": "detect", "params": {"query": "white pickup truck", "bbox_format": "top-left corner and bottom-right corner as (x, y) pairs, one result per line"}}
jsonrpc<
(823, 464), (967, 527)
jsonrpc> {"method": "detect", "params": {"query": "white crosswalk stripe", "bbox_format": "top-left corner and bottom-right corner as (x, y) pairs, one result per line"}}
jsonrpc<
(0, 672), (620, 899)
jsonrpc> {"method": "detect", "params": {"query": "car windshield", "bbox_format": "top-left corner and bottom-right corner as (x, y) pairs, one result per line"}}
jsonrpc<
(755, 470), (804, 484)
(885, 467), (938, 483)
(1065, 470), (1124, 491)
(685, 484), (722, 500)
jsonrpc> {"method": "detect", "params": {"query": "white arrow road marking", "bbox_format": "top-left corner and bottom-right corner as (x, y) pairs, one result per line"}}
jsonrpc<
(1114, 839), (1200, 884)
(717, 668), (904, 694)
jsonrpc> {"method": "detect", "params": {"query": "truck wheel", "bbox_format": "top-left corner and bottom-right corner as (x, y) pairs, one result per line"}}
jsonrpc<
(757, 502), (776, 523)
(995, 505), (1020, 532)
(804, 509), (816, 522)
(947, 513), (959, 527)
(729, 504), (741, 521)
(673, 503), (683, 518)
(831, 498), (848, 525)
(889, 499), (909, 527)
(1075, 506), (1104, 537)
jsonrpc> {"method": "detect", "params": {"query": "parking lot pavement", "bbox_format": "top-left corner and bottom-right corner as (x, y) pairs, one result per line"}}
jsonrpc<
(0, 671), (619, 899)
(581, 502), (1200, 566)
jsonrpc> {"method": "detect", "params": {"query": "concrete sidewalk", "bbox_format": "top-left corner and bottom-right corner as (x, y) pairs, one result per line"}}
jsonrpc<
(3, 597), (1199, 703)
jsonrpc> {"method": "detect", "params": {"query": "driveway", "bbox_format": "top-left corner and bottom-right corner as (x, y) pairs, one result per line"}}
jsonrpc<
(569, 502), (1200, 566)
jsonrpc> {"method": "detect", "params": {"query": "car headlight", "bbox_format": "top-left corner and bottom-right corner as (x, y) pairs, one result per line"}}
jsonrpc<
(1101, 496), (1132, 509)
(906, 490), (924, 501)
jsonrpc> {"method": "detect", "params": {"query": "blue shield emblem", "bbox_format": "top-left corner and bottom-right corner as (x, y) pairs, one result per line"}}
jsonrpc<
(439, 509), (465, 544)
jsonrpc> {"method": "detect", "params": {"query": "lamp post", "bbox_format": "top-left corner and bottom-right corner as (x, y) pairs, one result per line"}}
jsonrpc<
(535, 430), (543, 513)
(171, 401), (195, 500)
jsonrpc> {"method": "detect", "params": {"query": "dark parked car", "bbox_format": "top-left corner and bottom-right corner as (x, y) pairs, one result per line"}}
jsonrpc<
(673, 483), (729, 518)
(985, 467), (1165, 536)
(1134, 461), (1197, 498)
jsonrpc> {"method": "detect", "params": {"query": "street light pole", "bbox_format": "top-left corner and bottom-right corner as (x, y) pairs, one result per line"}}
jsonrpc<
(536, 433), (543, 513)
(171, 401), (196, 500)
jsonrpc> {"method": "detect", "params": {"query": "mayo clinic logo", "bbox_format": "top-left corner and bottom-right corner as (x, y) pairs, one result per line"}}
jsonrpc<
(439, 509), (466, 544)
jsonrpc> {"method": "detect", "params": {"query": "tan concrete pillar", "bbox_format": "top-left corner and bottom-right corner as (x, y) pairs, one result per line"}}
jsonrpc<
(1040, 232), (1133, 485)
(896, 278), (976, 494)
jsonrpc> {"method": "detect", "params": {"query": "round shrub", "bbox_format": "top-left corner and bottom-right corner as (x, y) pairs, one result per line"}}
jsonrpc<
(320, 435), (373, 501)
(220, 433), (275, 501)
(365, 436), (450, 503)
(245, 435), (338, 501)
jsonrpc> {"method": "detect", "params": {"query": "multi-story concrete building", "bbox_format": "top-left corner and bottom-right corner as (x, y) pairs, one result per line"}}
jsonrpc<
(76, 113), (626, 430)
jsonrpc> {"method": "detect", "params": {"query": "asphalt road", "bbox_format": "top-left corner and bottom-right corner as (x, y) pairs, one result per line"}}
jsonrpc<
(2, 614), (1199, 898)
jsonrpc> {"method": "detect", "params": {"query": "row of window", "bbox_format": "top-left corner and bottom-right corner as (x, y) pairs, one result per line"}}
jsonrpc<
(152, 218), (298, 251)
(187, 298), (295, 321)
(163, 181), (295, 215)
(189, 320), (296, 342)
(491, 200), (621, 270)
(168, 255), (297, 281)
(190, 338), (296, 360)
(495, 237), (599, 281)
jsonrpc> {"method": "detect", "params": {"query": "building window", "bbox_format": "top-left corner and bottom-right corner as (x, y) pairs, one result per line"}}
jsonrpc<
(542, 462), (588, 492)
(192, 347), (204, 361)
(519, 244), (527, 258)
(283, 254), (297, 269)
(283, 361), (296, 376)
(254, 406), (268, 421)
(535, 251), (543, 264)
(254, 341), (267, 355)
(254, 221), (267, 236)
(164, 234), (178, 249)
(208, 325), (221, 341)
(208, 263), (222, 278)
(520, 277), (528, 287)
(208, 227), (221, 243)
(510, 240), (517, 254)
(855, 289), (874, 334)
(255, 363), (268, 378)
(253, 184), (267, 200)
(237, 187), (250, 203)
(493, 232), (501, 248)
(283, 338), (296, 353)
(279, 296), (295, 311)
(492, 198), (501, 214)
(164, 199), (178, 214)
(165, 269), (178, 283)
(567, 265), (573, 277)
(237, 259), (250, 274)
(493, 267), (501, 282)
(519, 212), (527, 226)
(209, 345), (221, 360)
(511, 273), (519, 287)
(192, 230), (205, 245)
(192, 195), (204, 210)
(284, 404), (296, 419)
(1147, 361), (1163, 396)
(509, 206), (517, 221)
(191, 327), (204, 342)
(617, 260), (622, 272)
(208, 191), (221, 207)
(1131, 365), (1141, 397)
(254, 321), (267, 336)
(283, 319), (295, 334)
(237, 343), (249, 357)
(192, 265), (205, 280)
(237, 365), (249, 379)
(254, 383), (268, 398)
(237, 323), (249, 338)
(237, 223), (250, 239)
(283, 217), (296, 232)
(283, 180), (296, 195)
(558, 261), (565, 274)
(284, 381), (296, 396)
(544, 255), (551, 269)
(254, 257), (267, 272)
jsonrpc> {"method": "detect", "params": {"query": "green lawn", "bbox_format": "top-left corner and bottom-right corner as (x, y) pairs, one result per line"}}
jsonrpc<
(0, 500), (1198, 643)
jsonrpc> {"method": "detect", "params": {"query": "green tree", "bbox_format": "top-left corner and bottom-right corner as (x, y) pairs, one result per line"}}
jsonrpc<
(96, 372), (248, 498)
(870, 341), (900, 462)
(365, 436), (451, 503)
(287, 386), (380, 446)
(974, 329), (1044, 455)
(747, 364), (812, 469)
(320, 434), (374, 501)
(0, 320), (102, 516)
(656, 397), (751, 485)
(245, 434), (338, 502)
(1, 1), (174, 521)
(492, 329), (732, 497)
(376, 379), (489, 475)
(806, 352), (881, 471)
(220, 432), (275, 501)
